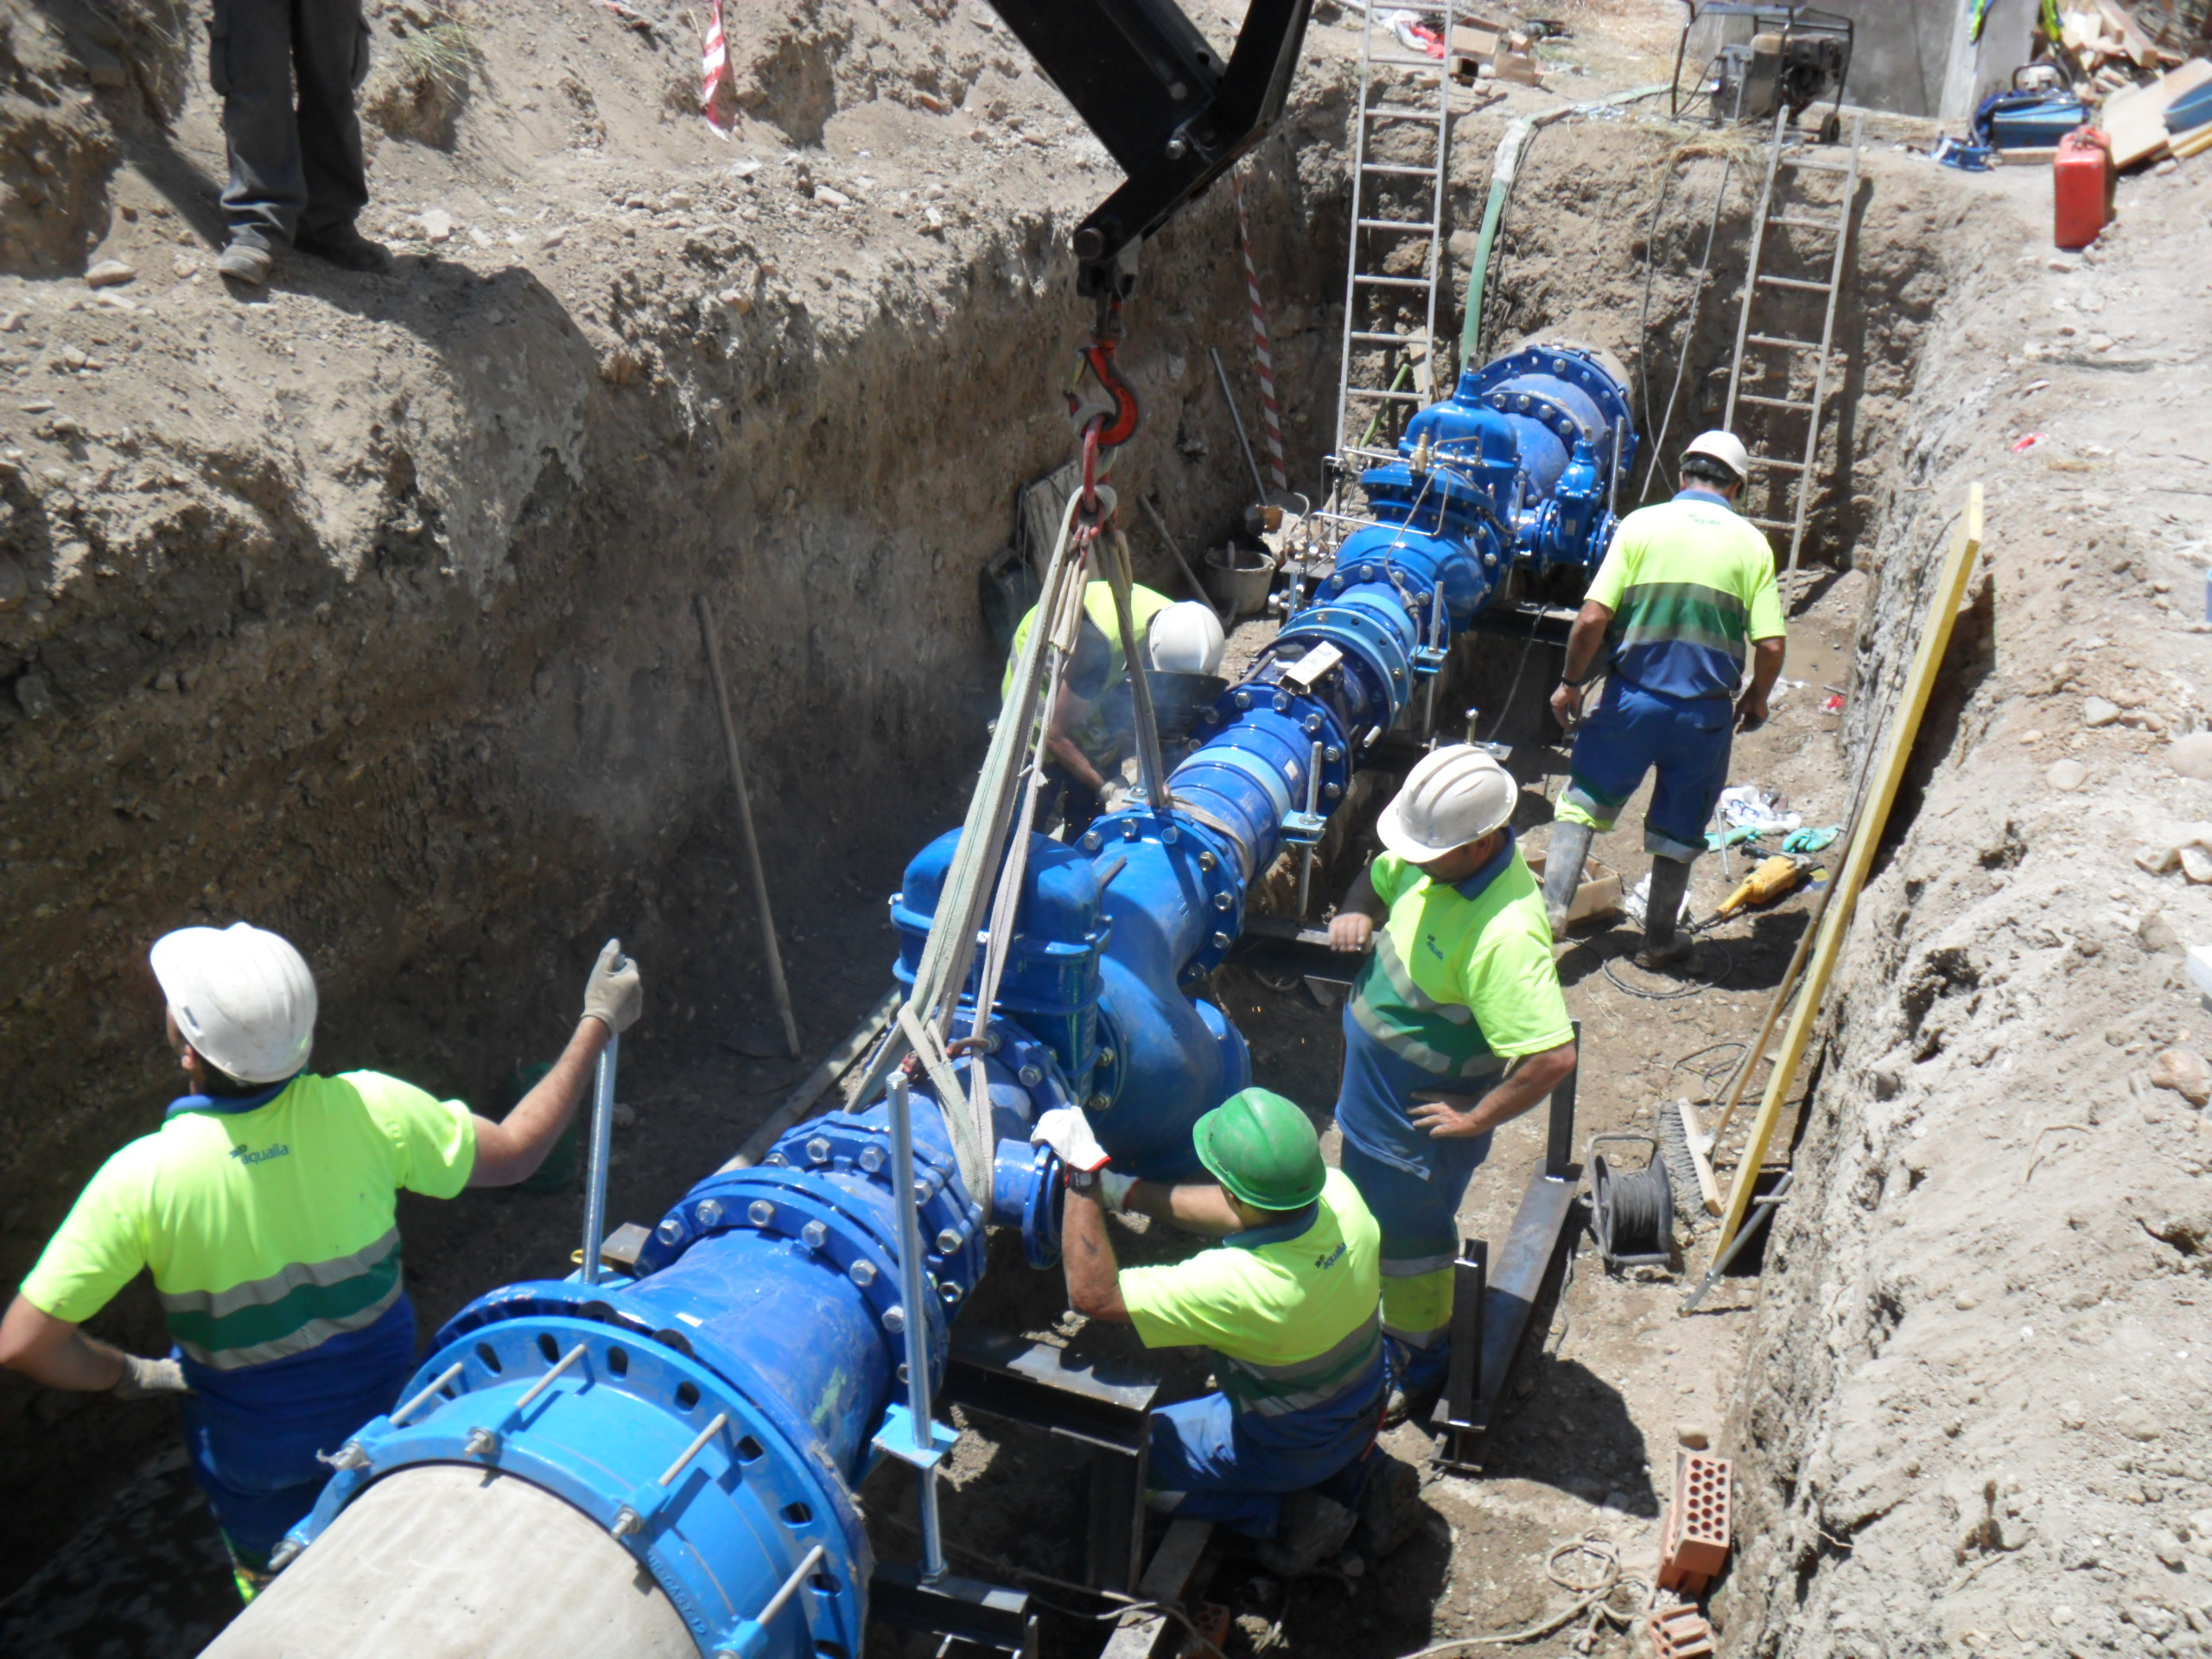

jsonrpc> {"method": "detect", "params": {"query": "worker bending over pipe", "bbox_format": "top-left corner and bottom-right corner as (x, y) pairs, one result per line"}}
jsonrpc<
(1328, 747), (1579, 1418)
(1542, 429), (1789, 969)
(1001, 585), (1221, 832)
(1034, 1090), (1422, 1575)
(0, 923), (642, 1601)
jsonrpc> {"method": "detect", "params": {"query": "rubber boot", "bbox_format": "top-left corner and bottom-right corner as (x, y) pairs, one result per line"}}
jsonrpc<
(1350, 1454), (1426, 1560)
(1541, 821), (1596, 935)
(1250, 1492), (1358, 1578)
(1636, 855), (1695, 971)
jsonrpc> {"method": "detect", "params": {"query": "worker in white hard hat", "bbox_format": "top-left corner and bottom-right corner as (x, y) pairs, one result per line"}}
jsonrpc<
(1327, 746), (1577, 1414)
(1542, 430), (1787, 969)
(1002, 578), (1176, 834)
(0, 923), (643, 1602)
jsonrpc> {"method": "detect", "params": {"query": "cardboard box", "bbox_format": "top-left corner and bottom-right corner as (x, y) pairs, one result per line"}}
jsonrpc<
(1525, 852), (1623, 926)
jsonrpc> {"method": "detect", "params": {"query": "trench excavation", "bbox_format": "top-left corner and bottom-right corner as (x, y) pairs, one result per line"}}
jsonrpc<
(13, 3), (2205, 1657)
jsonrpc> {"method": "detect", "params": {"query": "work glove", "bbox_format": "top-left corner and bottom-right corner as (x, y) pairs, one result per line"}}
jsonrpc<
(1031, 1105), (1109, 1173)
(1098, 1169), (1137, 1211)
(111, 1354), (191, 1399)
(582, 939), (643, 1035)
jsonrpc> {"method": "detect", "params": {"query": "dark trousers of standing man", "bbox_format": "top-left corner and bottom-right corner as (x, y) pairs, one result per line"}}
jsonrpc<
(207, 0), (372, 249)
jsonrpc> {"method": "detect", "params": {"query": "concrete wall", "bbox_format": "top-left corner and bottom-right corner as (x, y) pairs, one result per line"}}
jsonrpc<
(1802, 0), (2037, 122)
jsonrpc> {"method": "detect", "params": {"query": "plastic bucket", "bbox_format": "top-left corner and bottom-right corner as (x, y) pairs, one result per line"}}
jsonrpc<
(1206, 545), (1274, 618)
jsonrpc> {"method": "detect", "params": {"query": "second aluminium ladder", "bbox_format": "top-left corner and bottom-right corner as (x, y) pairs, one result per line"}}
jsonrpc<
(1722, 105), (1865, 583)
(1333, 0), (1456, 464)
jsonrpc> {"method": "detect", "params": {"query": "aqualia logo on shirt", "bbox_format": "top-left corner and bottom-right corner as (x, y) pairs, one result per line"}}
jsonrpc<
(230, 1142), (292, 1167)
(1313, 1243), (1346, 1271)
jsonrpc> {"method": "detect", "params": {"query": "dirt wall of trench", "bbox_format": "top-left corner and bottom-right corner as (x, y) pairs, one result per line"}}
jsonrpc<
(0, 0), (1365, 1588)
(1714, 160), (2212, 1656)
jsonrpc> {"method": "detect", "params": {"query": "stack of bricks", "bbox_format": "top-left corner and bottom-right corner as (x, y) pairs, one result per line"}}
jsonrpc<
(1647, 1604), (1715, 1658)
(1656, 1448), (1732, 1595)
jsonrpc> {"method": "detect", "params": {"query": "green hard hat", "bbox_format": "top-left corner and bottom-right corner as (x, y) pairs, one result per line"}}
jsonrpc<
(1192, 1089), (1326, 1211)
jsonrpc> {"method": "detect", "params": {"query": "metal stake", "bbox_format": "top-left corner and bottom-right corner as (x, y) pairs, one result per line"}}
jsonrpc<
(887, 1072), (946, 1582)
(1423, 578), (1446, 737)
(1296, 741), (1322, 918)
(581, 1033), (619, 1286)
(1211, 347), (1268, 503)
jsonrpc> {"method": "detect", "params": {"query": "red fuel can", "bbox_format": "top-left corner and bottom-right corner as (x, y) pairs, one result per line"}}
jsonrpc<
(2055, 126), (2114, 251)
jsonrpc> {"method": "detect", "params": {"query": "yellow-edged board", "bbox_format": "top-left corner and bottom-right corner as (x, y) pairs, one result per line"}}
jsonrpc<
(1714, 484), (1985, 1252)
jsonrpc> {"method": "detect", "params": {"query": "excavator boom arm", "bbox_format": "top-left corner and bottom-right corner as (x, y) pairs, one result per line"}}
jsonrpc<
(984, 0), (1313, 295)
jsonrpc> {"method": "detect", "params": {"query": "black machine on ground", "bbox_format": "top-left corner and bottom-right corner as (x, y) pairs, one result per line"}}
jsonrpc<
(1669, 3), (1853, 138)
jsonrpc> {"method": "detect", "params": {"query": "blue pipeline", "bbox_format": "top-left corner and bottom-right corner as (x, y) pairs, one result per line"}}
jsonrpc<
(264, 342), (1636, 1659)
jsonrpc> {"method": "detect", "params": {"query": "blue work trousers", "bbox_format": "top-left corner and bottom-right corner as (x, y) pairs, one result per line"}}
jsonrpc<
(1146, 1355), (1385, 1537)
(1557, 677), (1735, 862)
(177, 1299), (417, 1562)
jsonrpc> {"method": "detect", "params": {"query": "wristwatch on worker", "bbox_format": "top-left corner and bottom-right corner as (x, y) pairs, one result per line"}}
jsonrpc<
(1066, 1166), (1097, 1193)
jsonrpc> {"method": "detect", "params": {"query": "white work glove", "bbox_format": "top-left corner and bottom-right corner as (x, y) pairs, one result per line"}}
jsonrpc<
(582, 939), (643, 1035)
(112, 1354), (191, 1398)
(1098, 1169), (1137, 1211)
(1031, 1105), (1109, 1173)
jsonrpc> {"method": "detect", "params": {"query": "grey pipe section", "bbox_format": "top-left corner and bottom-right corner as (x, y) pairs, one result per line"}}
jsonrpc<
(202, 1465), (695, 1658)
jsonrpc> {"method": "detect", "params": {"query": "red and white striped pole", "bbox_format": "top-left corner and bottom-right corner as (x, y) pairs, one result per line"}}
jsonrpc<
(1230, 168), (1288, 497)
(701, 0), (734, 138)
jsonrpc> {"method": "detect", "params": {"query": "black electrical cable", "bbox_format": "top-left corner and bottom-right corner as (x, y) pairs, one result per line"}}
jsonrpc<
(1599, 939), (1733, 1001)
(1592, 1144), (1672, 1265)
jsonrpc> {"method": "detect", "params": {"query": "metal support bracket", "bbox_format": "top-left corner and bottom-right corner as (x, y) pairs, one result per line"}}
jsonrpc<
(939, 1329), (1160, 1593)
(1430, 1022), (1583, 1475)
(871, 1564), (1038, 1659)
(870, 1403), (959, 1472)
(1279, 808), (1328, 847)
(1413, 645), (1448, 677)
(1433, 1238), (1488, 1475)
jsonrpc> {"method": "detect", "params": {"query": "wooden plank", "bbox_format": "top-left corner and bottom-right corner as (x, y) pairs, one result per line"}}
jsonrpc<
(1715, 485), (1984, 1251)
(2094, 0), (2160, 67)
(1100, 1520), (1214, 1659)
(2101, 57), (2212, 169)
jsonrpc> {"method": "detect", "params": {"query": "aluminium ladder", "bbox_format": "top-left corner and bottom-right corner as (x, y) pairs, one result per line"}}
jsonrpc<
(1721, 105), (1864, 584)
(1332, 0), (1457, 466)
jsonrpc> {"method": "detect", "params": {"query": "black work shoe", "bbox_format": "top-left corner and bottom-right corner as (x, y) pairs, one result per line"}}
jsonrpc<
(1351, 1455), (1425, 1560)
(296, 226), (393, 272)
(216, 237), (273, 285)
(1249, 1492), (1357, 1578)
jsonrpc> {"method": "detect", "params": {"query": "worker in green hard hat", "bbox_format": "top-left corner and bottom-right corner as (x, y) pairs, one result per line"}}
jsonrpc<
(1031, 1089), (1424, 1577)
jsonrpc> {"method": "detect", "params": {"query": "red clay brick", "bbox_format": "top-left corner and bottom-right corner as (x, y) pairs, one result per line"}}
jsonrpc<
(1656, 1450), (1732, 1593)
(1647, 1605), (1715, 1658)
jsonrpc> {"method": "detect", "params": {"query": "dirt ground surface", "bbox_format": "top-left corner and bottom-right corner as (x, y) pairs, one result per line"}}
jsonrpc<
(5, 0), (2212, 1656)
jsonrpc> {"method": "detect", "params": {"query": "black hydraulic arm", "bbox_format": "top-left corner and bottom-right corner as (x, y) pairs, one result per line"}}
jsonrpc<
(984, 0), (1313, 296)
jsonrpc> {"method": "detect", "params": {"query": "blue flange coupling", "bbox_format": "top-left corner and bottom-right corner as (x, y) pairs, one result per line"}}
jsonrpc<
(282, 1311), (868, 1659)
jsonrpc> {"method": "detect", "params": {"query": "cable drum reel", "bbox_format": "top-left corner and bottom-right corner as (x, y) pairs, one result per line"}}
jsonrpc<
(1587, 1132), (1675, 1272)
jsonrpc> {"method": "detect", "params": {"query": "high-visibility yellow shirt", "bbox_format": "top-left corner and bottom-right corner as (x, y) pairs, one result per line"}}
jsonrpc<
(1121, 1169), (1382, 1415)
(1001, 582), (1173, 761)
(1347, 841), (1573, 1078)
(1586, 489), (1786, 700)
(20, 1071), (475, 1370)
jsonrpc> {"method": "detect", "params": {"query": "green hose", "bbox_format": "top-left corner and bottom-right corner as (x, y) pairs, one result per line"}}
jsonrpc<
(1458, 85), (1671, 368)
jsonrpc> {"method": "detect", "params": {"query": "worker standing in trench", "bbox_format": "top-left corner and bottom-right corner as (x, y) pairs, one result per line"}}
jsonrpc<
(1539, 430), (1789, 969)
(1001, 585), (1221, 833)
(1327, 746), (1579, 1421)
(0, 922), (642, 1600)
(1033, 1089), (1424, 1576)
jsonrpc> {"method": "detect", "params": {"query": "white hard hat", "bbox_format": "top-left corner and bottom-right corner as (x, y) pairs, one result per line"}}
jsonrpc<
(1148, 601), (1226, 677)
(149, 923), (318, 1084)
(1376, 746), (1517, 863)
(1681, 430), (1750, 483)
